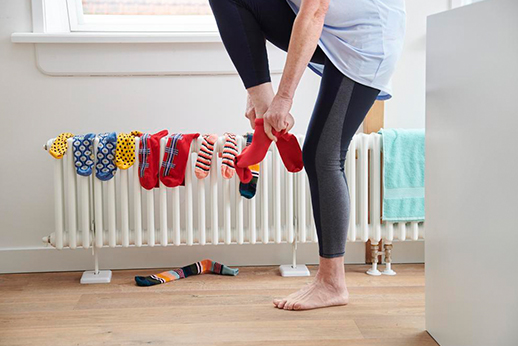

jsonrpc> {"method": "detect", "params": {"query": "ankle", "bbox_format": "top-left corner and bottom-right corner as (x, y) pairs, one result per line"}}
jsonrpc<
(315, 256), (347, 288)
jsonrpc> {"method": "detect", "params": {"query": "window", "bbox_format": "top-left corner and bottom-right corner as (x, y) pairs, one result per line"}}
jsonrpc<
(12, 0), (285, 76)
(67, 0), (217, 32)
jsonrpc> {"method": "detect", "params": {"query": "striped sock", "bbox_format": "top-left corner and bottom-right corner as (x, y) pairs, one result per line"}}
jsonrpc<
(239, 133), (260, 199)
(221, 132), (238, 179)
(195, 134), (218, 179)
(135, 259), (239, 286)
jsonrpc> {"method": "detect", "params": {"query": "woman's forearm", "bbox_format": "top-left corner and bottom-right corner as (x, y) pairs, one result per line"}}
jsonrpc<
(277, 0), (329, 101)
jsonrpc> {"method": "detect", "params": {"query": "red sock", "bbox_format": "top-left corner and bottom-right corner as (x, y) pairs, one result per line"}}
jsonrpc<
(273, 130), (304, 173)
(160, 133), (200, 188)
(138, 130), (168, 190)
(235, 118), (272, 169)
(235, 146), (253, 183)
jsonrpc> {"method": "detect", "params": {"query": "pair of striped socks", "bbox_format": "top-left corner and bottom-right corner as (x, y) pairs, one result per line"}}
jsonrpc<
(195, 133), (239, 180)
(135, 259), (239, 286)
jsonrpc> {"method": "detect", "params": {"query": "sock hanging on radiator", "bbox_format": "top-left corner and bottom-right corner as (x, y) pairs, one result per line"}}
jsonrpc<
(134, 259), (239, 286)
(221, 132), (238, 179)
(115, 131), (142, 170)
(239, 133), (260, 199)
(95, 132), (118, 181)
(138, 130), (169, 190)
(195, 134), (218, 179)
(72, 133), (95, 176)
(49, 132), (74, 159)
(160, 133), (200, 187)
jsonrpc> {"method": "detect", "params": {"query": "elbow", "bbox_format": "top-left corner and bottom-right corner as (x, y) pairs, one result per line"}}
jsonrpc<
(300, 0), (329, 23)
(314, 1), (329, 21)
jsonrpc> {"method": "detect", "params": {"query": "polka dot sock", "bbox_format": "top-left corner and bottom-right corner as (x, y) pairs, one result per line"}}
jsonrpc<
(195, 134), (218, 179)
(115, 131), (142, 170)
(95, 132), (118, 181)
(239, 133), (260, 199)
(134, 259), (239, 286)
(160, 133), (200, 188)
(221, 132), (238, 179)
(49, 132), (74, 159)
(72, 133), (95, 176)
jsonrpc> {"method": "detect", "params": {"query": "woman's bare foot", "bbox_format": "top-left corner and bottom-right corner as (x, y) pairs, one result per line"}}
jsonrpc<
(273, 256), (349, 310)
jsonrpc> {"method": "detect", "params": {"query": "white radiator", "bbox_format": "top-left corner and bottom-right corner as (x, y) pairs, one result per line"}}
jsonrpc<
(44, 133), (424, 278)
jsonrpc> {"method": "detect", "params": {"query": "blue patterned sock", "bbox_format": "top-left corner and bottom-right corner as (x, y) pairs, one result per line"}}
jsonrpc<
(72, 133), (95, 176)
(96, 132), (117, 181)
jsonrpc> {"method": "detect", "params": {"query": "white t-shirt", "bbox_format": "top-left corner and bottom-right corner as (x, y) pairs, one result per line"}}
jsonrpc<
(286, 0), (406, 100)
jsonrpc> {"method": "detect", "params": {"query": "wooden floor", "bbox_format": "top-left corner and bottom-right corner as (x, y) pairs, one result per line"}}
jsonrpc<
(0, 264), (436, 346)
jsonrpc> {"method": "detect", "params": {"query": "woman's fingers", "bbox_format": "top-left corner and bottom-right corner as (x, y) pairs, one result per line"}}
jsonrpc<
(245, 105), (256, 129)
(285, 113), (295, 132)
(265, 112), (288, 133)
(263, 119), (277, 142)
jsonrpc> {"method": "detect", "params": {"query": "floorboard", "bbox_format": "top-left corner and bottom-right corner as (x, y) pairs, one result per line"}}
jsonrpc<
(0, 264), (436, 346)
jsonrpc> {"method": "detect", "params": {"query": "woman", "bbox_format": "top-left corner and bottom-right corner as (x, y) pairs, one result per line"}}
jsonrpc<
(208, 0), (406, 310)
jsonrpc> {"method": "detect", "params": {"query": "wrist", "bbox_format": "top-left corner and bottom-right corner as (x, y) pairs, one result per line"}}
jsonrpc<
(274, 93), (293, 108)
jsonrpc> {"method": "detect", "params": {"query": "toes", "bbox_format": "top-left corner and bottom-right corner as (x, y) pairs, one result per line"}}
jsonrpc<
(277, 299), (287, 309)
(293, 302), (302, 310)
(273, 299), (281, 307)
(284, 300), (295, 310)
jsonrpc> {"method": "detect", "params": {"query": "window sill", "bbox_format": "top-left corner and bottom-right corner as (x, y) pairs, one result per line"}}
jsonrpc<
(11, 32), (286, 76)
(11, 32), (222, 44)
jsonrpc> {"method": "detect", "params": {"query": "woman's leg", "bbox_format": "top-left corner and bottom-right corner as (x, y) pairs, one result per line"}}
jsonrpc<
(208, 0), (325, 113)
(274, 59), (380, 310)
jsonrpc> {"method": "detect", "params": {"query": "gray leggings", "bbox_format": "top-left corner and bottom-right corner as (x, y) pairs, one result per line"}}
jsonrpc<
(303, 62), (379, 257)
(209, 0), (380, 257)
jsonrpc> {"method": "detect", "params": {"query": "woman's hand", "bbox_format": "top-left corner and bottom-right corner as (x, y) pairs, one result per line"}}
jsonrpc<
(263, 94), (294, 142)
(245, 94), (257, 129)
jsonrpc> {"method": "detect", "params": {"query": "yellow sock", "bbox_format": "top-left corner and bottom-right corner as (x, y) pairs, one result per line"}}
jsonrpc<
(115, 131), (142, 170)
(49, 133), (74, 159)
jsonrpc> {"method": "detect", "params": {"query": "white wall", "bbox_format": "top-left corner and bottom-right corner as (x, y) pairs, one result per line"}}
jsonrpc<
(426, 1), (518, 345)
(0, 0), (442, 272)
(385, 0), (450, 128)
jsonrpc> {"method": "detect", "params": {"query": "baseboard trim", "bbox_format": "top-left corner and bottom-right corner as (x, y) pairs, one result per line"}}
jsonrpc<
(0, 241), (424, 274)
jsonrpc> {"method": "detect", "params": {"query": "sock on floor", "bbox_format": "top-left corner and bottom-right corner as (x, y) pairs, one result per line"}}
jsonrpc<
(115, 131), (142, 170)
(49, 132), (74, 159)
(239, 133), (260, 199)
(221, 132), (238, 179)
(138, 130), (169, 190)
(160, 133), (200, 188)
(195, 134), (218, 179)
(134, 259), (239, 286)
(95, 132), (118, 181)
(72, 133), (95, 176)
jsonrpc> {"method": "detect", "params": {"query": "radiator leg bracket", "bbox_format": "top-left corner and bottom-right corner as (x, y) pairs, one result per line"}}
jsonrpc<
(80, 270), (112, 284)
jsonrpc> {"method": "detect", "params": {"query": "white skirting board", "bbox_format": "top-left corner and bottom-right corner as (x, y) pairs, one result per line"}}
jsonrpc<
(0, 241), (424, 274)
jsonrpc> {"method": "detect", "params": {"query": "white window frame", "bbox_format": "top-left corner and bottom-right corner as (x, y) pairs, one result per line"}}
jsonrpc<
(66, 0), (218, 33)
(11, 0), (287, 76)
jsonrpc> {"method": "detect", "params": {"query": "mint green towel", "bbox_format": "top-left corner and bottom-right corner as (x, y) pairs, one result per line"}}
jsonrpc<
(379, 129), (425, 222)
